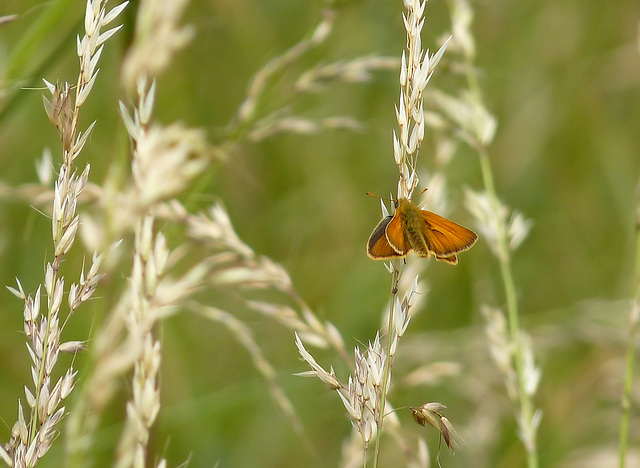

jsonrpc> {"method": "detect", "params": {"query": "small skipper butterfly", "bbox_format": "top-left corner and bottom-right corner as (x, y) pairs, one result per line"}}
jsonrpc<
(367, 196), (477, 265)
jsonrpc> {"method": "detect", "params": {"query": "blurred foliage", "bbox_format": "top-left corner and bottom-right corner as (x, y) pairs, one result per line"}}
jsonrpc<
(0, 0), (639, 467)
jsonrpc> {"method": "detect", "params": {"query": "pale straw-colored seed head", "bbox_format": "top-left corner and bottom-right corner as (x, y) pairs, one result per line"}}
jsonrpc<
(59, 341), (86, 354)
(411, 402), (460, 453)
(7, 277), (27, 301)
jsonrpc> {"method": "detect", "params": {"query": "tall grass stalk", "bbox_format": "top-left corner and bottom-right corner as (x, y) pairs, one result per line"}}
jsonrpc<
(441, 1), (540, 465)
(618, 171), (640, 468)
(0, 1), (127, 466)
(370, 0), (456, 463)
(477, 147), (540, 468)
(113, 79), (166, 468)
(371, 0), (423, 440)
(297, 1), (462, 466)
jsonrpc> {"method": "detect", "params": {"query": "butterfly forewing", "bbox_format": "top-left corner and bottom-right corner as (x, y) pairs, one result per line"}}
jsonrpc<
(420, 210), (478, 258)
(384, 209), (411, 255)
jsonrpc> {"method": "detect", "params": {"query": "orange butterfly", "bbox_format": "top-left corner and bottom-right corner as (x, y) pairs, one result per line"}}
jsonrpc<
(367, 197), (477, 264)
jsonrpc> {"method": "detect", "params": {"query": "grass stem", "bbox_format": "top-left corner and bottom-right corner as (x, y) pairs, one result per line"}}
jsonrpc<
(618, 172), (640, 468)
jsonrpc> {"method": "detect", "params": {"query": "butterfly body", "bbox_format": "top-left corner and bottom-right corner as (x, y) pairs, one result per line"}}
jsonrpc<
(367, 198), (477, 265)
(399, 202), (431, 256)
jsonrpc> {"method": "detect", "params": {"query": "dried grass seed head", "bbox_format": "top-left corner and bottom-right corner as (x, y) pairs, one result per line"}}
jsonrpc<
(411, 402), (460, 453)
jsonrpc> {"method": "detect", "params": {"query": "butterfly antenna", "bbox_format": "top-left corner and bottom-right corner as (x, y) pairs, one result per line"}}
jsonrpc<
(408, 187), (428, 201)
(366, 192), (395, 204)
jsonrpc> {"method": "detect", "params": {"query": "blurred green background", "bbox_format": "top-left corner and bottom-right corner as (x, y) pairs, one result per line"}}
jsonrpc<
(1, 0), (639, 467)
